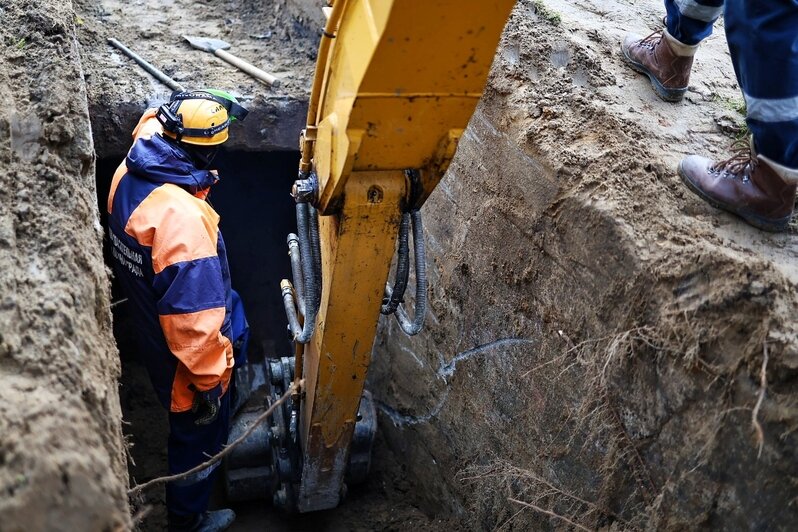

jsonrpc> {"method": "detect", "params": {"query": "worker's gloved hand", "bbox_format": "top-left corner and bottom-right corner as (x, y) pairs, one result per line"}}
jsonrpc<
(189, 383), (223, 426)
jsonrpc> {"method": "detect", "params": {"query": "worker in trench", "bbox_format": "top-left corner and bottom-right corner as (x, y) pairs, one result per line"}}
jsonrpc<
(621, 0), (798, 232)
(106, 89), (251, 531)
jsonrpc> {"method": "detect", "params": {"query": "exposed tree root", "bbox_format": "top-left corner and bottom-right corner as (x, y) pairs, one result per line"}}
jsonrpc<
(461, 458), (638, 530)
(508, 497), (592, 531)
(752, 341), (769, 459)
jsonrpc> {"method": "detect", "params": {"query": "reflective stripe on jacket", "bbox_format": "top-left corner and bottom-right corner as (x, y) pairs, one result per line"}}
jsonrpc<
(108, 110), (234, 412)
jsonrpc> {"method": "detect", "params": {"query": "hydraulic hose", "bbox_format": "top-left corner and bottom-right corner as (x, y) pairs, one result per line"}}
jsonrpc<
(283, 203), (320, 344)
(390, 210), (427, 336)
(281, 280), (302, 337)
(286, 234), (306, 317)
(381, 213), (411, 315)
(308, 205), (322, 309)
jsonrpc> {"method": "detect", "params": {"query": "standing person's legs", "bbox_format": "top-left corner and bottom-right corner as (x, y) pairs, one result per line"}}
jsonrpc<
(622, 0), (724, 101)
(665, 0), (725, 45)
(725, 0), (798, 169)
(166, 391), (234, 531)
(678, 0), (798, 231)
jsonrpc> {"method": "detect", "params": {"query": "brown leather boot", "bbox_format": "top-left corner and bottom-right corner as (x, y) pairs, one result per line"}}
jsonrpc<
(621, 29), (697, 102)
(678, 141), (798, 232)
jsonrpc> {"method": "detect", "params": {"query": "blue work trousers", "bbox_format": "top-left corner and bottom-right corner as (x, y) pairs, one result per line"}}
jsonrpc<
(665, 0), (798, 168)
(166, 390), (231, 517)
(164, 288), (249, 517)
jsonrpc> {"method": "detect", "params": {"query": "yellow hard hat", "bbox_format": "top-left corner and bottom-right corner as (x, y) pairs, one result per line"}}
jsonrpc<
(156, 90), (248, 146)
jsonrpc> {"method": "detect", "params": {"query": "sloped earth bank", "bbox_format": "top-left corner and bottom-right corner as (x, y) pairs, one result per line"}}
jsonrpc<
(0, 0), (130, 530)
(4, 0), (798, 531)
(371, 0), (798, 530)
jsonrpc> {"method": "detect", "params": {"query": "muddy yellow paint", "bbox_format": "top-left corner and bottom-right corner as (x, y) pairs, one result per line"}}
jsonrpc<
(298, 171), (405, 511)
(304, 0), (517, 213)
(297, 0), (516, 512)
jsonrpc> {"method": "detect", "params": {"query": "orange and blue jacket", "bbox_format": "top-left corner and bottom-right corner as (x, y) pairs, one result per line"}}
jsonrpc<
(107, 110), (234, 412)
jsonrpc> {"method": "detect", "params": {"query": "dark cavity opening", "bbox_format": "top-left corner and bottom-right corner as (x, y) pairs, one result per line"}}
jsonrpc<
(95, 145), (424, 530)
(95, 149), (298, 527)
(97, 149), (298, 363)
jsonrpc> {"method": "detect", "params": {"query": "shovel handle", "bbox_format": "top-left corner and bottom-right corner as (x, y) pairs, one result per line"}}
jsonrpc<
(214, 49), (281, 87)
(108, 38), (184, 91)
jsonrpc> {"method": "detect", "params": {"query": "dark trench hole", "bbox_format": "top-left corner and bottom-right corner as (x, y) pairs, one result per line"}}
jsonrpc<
(95, 143), (426, 530)
(96, 149), (300, 528)
(97, 149), (299, 363)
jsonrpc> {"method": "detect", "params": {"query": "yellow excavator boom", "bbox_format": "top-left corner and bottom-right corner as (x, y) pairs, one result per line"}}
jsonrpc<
(290, 0), (516, 512)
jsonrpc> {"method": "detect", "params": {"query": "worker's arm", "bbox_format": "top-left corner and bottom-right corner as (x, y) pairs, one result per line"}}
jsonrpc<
(126, 186), (233, 411)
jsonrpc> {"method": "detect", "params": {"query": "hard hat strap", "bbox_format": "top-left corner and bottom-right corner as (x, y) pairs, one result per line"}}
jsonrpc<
(169, 90), (249, 121)
(180, 120), (232, 138)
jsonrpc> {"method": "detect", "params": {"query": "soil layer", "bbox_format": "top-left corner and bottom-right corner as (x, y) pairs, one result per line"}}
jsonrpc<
(370, 1), (798, 530)
(0, 0), (130, 529)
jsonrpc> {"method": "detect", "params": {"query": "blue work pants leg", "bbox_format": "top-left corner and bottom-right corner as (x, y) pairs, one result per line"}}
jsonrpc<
(166, 390), (231, 517)
(665, 0), (724, 45)
(229, 289), (250, 413)
(725, 0), (798, 168)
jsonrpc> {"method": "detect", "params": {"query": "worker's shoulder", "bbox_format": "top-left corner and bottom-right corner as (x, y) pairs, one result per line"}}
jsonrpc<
(129, 183), (219, 234)
(148, 183), (218, 222)
(132, 108), (162, 141)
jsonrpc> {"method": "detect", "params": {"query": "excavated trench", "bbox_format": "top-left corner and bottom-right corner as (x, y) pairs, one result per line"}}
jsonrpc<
(76, 0), (448, 527)
(3, 0), (798, 530)
(94, 144), (437, 530)
(95, 149), (299, 528)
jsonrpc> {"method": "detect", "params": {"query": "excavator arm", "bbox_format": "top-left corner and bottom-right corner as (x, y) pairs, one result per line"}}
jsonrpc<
(224, 0), (516, 512)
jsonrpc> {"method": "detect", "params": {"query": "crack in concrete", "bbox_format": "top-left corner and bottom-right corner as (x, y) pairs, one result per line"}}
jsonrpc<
(377, 337), (535, 426)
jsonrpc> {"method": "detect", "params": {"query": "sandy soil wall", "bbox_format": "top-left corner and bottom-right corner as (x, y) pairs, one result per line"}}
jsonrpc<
(370, 1), (798, 529)
(0, 0), (130, 529)
(285, 0), (326, 29)
(3, 0), (796, 529)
